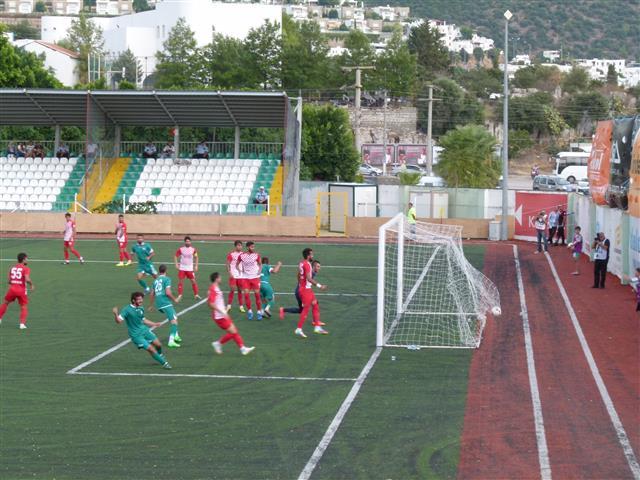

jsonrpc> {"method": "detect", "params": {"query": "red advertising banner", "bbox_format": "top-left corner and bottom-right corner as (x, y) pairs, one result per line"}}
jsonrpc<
(514, 191), (568, 241)
(361, 144), (395, 166)
(397, 144), (428, 166)
(587, 120), (613, 205)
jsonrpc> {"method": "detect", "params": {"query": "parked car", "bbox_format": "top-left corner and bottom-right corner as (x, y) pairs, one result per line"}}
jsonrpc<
(391, 163), (425, 175)
(417, 175), (446, 187)
(359, 164), (382, 176)
(532, 175), (576, 192)
(576, 179), (590, 195)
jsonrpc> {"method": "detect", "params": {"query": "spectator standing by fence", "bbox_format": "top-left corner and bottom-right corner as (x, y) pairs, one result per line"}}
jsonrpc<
(555, 208), (566, 245)
(547, 206), (559, 245)
(592, 232), (610, 288)
(569, 226), (583, 275)
(534, 211), (548, 254)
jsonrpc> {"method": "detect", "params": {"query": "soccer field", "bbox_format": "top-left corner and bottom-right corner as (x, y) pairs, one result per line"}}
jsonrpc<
(0, 238), (486, 479)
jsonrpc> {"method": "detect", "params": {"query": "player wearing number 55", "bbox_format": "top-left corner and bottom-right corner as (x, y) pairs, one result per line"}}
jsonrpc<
(0, 252), (34, 329)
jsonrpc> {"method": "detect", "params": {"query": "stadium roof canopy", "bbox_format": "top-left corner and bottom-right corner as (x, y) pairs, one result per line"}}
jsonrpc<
(0, 89), (289, 128)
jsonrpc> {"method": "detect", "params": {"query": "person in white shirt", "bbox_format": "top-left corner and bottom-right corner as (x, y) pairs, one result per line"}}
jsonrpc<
(534, 210), (548, 254)
(547, 206), (559, 245)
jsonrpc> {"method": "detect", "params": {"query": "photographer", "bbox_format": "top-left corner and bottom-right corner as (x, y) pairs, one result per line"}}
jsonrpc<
(592, 232), (610, 289)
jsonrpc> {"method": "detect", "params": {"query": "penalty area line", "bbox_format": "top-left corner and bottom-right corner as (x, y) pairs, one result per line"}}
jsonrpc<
(66, 297), (208, 375)
(71, 371), (356, 382)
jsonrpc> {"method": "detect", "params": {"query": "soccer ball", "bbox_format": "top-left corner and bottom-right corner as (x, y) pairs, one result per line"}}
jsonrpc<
(477, 313), (487, 321)
(567, 242), (574, 249)
(491, 306), (502, 316)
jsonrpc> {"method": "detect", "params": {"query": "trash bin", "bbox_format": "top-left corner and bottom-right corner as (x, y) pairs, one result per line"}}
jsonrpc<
(489, 221), (501, 241)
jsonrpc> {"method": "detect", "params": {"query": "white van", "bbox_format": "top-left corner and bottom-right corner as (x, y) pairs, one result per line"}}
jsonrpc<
(557, 165), (588, 183)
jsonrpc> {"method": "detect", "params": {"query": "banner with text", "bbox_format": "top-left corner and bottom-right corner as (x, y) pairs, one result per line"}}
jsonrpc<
(588, 120), (613, 205)
(514, 191), (568, 241)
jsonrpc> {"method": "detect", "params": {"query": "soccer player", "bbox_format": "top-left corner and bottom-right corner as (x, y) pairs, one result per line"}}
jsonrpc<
(236, 241), (262, 320)
(112, 292), (171, 369)
(131, 234), (157, 293)
(259, 257), (282, 318)
(280, 260), (323, 322)
(226, 240), (244, 311)
(115, 214), (132, 267)
(149, 264), (182, 348)
(295, 248), (328, 338)
(208, 272), (255, 356)
(0, 252), (34, 329)
(174, 235), (200, 301)
(63, 213), (84, 265)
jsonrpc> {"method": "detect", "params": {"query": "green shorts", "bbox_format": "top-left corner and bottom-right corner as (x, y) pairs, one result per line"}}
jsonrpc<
(260, 282), (274, 301)
(158, 304), (177, 321)
(137, 263), (157, 276)
(130, 329), (157, 350)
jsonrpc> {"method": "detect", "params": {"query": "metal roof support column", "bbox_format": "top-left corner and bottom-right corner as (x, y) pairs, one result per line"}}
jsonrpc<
(174, 126), (180, 160)
(114, 125), (121, 158)
(234, 126), (240, 161)
(54, 125), (61, 154)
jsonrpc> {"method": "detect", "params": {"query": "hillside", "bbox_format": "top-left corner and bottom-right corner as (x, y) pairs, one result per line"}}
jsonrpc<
(370, 0), (640, 60)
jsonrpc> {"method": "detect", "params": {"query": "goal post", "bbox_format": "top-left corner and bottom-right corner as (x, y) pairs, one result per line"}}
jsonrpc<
(377, 214), (501, 348)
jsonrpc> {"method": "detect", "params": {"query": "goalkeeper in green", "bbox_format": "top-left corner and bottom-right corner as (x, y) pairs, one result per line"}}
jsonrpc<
(259, 257), (281, 318)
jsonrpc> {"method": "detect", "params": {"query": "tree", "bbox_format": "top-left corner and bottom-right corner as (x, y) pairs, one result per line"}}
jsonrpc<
(504, 92), (564, 136)
(340, 29), (375, 67)
(8, 20), (39, 40)
(472, 47), (484, 64)
(197, 34), (257, 89)
(606, 64), (618, 86)
(407, 22), (449, 79)
(35, 1), (46, 12)
(245, 20), (282, 90)
(301, 104), (359, 181)
(419, 78), (483, 136)
(435, 125), (500, 188)
(508, 129), (534, 158)
(61, 13), (104, 84)
(0, 27), (61, 88)
(453, 66), (502, 98)
(327, 9), (339, 19)
(560, 91), (609, 128)
(459, 25), (473, 40)
(154, 18), (200, 89)
(561, 67), (589, 94)
(111, 49), (142, 84)
(374, 27), (417, 98)
(133, 0), (152, 12)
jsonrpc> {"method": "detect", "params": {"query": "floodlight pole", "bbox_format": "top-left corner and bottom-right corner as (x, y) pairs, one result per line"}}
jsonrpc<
(501, 10), (512, 241)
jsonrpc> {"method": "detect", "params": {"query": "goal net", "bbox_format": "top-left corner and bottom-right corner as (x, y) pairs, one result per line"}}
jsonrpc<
(376, 214), (501, 348)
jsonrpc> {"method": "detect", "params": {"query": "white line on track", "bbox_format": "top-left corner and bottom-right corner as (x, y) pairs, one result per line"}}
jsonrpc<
(71, 371), (356, 382)
(544, 252), (640, 479)
(513, 245), (552, 480)
(67, 297), (208, 374)
(298, 346), (382, 480)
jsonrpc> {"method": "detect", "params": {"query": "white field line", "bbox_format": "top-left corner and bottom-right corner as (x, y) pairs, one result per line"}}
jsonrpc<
(544, 252), (640, 479)
(72, 371), (356, 382)
(67, 297), (208, 374)
(513, 245), (552, 480)
(0, 258), (376, 269)
(298, 346), (382, 480)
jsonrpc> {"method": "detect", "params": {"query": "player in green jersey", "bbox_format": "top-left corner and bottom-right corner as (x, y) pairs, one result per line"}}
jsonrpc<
(259, 257), (281, 318)
(149, 264), (182, 348)
(131, 234), (157, 293)
(112, 291), (171, 369)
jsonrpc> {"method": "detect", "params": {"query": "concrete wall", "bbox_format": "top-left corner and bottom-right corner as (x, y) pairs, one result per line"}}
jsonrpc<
(298, 181), (328, 217)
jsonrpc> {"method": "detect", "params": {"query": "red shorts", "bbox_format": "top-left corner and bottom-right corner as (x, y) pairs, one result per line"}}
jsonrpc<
(64, 240), (75, 248)
(178, 270), (195, 280)
(300, 289), (316, 306)
(214, 316), (232, 330)
(239, 278), (260, 290)
(229, 276), (239, 288)
(117, 240), (127, 249)
(4, 286), (28, 306)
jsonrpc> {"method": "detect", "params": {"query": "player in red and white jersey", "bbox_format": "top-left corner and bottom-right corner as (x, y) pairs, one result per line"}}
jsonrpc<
(208, 272), (254, 356)
(295, 247), (328, 338)
(174, 235), (200, 301)
(115, 214), (132, 267)
(62, 213), (84, 265)
(236, 241), (262, 320)
(0, 252), (34, 329)
(225, 240), (244, 311)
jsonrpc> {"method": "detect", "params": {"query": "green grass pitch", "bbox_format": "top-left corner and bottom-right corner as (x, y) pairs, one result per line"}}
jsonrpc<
(0, 237), (486, 479)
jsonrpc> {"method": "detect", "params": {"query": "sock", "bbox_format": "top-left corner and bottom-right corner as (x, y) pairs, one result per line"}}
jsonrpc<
(220, 332), (234, 344)
(19, 305), (28, 324)
(170, 323), (178, 336)
(156, 346), (162, 355)
(137, 279), (147, 289)
(124, 251), (131, 261)
(254, 292), (261, 311)
(298, 303), (311, 329)
(178, 281), (184, 295)
(238, 290), (243, 306)
(151, 352), (166, 365)
(64, 249), (69, 261)
(71, 248), (81, 259)
(220, 332), (244, 347)
(0, 302), (7, 319)
(119, 250), (124, 261)
(266, 299), (274, 312)
(192, 282), (199, 296)
(312, 303), (320, 326)
(283, 307), (302, 314)
(244, 292), (251, 309)
(227, 291), (235, 305)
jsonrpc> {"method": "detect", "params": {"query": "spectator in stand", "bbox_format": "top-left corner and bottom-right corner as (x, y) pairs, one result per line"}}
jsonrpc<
(254, 186), (268, 206)
(554, 208), (566, 245)
(568, 225), (583, 275)
(33, 143), (45, 159)
(143, 141), (157, 159)
(56, 143), (70, 159)
(25, 141), (35, 158)
(592, 232), (610, 289)
(161, 141), (175, 159)
(7, 143), (17, 157)
(86, 142), (98, 161)
(534, 210), (548, 254)
(16, 142), (26, 157)
(193, 141), (209, 159)
(547, 206), (559, 245)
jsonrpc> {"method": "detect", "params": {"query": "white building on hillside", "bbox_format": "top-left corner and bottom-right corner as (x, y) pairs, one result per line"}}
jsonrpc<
(621, 63), (640, 87)
(12, 39), (79, 86)
(576, 58), (626, 81)
(40, 0), (281, 83)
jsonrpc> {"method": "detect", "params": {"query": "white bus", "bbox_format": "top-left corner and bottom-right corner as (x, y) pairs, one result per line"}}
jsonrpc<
(554, 151), (589, 174)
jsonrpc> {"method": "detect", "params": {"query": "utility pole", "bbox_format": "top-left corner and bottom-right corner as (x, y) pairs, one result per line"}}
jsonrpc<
(417, 86), (441, 175)
(342, 66), (374, 154)
(502, 10), (512, 241)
